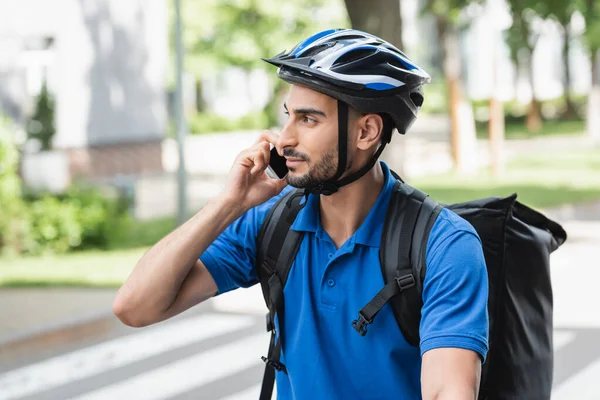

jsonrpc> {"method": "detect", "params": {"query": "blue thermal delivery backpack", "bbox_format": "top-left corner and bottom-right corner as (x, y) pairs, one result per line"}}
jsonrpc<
(255, 173), (567, 400)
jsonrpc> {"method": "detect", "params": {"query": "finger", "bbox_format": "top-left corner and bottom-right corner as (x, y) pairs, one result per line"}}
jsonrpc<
(251, 148), (267, 174)
(254, 130), (280, 147)
(252, 142), (270, 173)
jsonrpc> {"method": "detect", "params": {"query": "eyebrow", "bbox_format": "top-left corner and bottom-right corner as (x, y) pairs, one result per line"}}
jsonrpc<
(283, 103), (327, 118)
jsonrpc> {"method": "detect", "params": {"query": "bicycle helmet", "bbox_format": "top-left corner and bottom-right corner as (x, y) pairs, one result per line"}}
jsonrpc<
(263, 28), (431, 195)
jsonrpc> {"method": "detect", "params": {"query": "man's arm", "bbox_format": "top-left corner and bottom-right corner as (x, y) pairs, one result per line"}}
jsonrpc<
(418, 211), (490, 400)
(421, 348), (481, 400)
(112, 197), (243, 328)
(112, 131), (287, 328)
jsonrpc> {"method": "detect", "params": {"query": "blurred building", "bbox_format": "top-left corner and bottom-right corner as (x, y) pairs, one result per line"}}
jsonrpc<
(0, 0), (168, 190)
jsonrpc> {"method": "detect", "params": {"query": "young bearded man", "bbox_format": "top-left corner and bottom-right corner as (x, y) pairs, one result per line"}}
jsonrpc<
(113, 29), (489, 400)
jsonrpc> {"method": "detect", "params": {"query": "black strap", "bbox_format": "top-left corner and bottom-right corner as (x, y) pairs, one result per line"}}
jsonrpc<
(352, 179), (442, 346)
(335, 142), (387, 188)
(352, 273), (416, 336)
(331, 100), (348, 182)
(352, 181), (423, 335)
(258, 190), (306, 400)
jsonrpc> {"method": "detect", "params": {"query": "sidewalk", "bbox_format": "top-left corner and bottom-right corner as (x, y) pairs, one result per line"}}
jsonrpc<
(0, 288), (118, 361)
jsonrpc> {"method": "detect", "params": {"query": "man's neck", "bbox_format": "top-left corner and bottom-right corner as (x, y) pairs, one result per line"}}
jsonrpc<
(318, 162), (385, 249)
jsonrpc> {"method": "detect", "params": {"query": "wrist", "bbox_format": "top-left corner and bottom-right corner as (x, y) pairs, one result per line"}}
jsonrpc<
(212, 193), (247, 221)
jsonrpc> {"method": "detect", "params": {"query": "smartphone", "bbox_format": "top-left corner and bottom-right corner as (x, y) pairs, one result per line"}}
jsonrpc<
(266, 146), (289, 179)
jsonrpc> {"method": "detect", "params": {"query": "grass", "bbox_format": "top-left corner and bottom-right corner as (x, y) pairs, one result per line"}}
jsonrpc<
(2, 145), (599, 288)
(108, 216), (176, 250)
(412, 146), (600, 208)
(0, 247), (146, 288)
(475, 119), (585, 140)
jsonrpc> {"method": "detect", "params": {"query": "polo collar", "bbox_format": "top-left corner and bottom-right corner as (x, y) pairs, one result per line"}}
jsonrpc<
(290, 161), (397, 247)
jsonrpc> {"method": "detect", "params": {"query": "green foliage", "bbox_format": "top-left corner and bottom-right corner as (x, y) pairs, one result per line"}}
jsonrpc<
(542, 0), (578, 24)
(187, 110), (271, 134)
(24, 196), (83, 255)
(27, 81), (56, 151)
(59, 186), (133, 250)
(0, 117), (30, 255)
(175, 0), (350, 82)
(504, 1), (545, 63)
(421, 0), (477, 27)
(1, 183), (133, 256)
(581, 0), (600, 53)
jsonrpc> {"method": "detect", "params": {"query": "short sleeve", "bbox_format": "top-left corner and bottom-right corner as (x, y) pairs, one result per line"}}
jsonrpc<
(200, 187), (293, 295)
(419, 209), (489, 362)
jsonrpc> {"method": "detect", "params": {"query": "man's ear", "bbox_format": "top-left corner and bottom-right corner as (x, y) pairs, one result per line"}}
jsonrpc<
(356, 113), (383, 151)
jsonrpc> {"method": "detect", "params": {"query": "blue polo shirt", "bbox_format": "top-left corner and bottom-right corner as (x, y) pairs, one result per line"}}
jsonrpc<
(200, 162), (489, 399)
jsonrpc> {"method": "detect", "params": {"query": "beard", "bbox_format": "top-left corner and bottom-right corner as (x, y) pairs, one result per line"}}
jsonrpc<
(285, 146), (353, 188)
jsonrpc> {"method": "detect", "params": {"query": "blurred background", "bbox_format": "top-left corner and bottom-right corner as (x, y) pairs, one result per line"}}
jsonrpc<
(0, 0), (599, 399)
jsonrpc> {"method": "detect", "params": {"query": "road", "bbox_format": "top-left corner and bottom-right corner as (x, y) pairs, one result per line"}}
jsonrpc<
(0, 220), (598, 400)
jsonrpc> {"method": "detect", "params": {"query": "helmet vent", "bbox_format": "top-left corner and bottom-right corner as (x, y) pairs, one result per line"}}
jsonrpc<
(333, 48), (374, 66)
(301, 44), (331, 58)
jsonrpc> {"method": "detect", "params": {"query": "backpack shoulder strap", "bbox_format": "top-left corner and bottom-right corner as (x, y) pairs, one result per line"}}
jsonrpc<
(256, 188), (305, 306)
(382, 181), (442, 346)
(255, 188), (306, 400)
(351, 179), (442, 346)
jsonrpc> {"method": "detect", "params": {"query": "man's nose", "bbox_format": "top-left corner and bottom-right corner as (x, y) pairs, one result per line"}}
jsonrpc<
(276, 119), (298, 155)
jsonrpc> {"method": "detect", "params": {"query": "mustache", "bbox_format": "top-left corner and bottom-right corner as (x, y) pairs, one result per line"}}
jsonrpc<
(282, 148), (309, 161)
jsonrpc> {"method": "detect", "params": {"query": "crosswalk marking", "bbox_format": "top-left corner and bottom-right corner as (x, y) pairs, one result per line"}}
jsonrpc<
(0, 323), (595, 400)
(552, 358), (600, 400)
(67, 333), (269, 400)
(0, 314), (254, 400)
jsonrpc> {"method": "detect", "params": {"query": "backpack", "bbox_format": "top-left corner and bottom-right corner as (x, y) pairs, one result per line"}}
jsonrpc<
(255, 175), (567, 400)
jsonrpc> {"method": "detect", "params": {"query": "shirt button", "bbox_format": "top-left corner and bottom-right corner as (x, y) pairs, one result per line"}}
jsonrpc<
(328, 253), (333, 259)
(327, 279), (336, 287)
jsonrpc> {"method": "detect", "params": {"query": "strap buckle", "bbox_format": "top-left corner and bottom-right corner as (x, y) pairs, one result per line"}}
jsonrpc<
(351, 311), (373, 336)
(395, 274), (416, 291)
(261, 356), (287, 373)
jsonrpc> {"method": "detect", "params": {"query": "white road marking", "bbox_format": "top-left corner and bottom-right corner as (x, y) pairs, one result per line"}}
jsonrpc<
(67, 333), (268, 400)
(0, 314), (254, 400)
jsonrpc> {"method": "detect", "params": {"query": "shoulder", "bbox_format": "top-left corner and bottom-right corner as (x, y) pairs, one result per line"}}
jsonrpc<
(426, 207), (482, 256)
(423, 207), (487, 286)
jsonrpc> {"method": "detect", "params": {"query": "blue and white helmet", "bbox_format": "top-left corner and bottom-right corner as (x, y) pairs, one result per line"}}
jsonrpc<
(263, 28), (431, 136)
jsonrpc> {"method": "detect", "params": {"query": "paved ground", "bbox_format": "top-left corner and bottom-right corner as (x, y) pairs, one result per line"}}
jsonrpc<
(0, 289), (115, 348)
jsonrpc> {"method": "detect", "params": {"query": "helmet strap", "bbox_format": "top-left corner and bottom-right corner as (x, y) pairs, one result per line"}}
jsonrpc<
(331, 100), (348, 182)
(305, 100), (387, 196)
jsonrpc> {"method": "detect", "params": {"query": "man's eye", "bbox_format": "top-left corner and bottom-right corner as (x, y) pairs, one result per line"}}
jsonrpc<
(303, 116), (316, 124)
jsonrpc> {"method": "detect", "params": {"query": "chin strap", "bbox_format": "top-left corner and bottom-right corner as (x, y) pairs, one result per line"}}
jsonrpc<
(305, 100), (388, 196)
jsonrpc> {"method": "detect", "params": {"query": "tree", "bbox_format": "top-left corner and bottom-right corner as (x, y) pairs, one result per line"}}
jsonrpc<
(343, 0), (404, 49)
(580, 0), (600, 139)
(544, 0), (579, 119)
(505, 2), (545, 131)
(422, 0), (479, 174)
(27, 80), (56, 152)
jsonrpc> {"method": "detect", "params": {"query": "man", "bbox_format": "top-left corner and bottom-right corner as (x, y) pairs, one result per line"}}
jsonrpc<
(113, 29), (489, 399)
